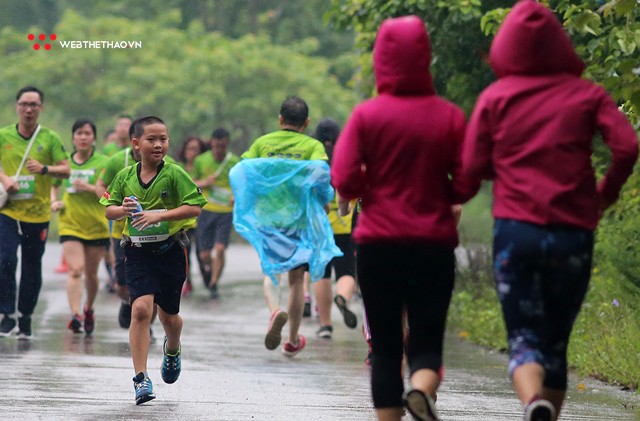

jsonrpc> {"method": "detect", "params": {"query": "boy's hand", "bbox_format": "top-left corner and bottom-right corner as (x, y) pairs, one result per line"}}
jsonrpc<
(130, 210), (163, 231)
(122, 196), (139, 216)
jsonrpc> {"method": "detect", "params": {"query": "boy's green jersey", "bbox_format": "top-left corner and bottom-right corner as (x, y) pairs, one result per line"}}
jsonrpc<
(0, 124), (67, 223)
(99, 161), (206, 243)
(242, 130), (328, 161)
(193, 151), (240, 213)
(98, 148), (175, 239)
(57, 150), (110, 240)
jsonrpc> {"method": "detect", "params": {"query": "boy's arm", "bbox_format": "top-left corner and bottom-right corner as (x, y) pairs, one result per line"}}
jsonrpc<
(129, 204), (201, 231)
(104, 195), (139, 221)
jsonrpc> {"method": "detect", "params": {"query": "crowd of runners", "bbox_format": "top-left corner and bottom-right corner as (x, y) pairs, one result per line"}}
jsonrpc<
(0, 2), (638, 421)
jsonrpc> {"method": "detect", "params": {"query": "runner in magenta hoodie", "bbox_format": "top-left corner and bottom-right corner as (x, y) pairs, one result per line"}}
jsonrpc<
(331, 15), (478, 421)
(462, 1), (638, 420)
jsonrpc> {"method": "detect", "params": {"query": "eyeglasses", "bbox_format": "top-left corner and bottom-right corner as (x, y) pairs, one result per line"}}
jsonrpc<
(17, 102), (42, 109)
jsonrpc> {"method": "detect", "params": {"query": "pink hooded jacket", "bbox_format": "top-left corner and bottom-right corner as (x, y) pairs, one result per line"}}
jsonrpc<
(331, 16), (478, 247)
(462, 0), (638, 230)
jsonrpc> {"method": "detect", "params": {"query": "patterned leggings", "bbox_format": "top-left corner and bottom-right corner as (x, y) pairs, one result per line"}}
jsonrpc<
(493, 218), (593, 390)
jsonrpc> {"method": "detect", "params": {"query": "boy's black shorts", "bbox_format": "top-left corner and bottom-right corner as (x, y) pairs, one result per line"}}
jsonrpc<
(125, 242), (187, 315)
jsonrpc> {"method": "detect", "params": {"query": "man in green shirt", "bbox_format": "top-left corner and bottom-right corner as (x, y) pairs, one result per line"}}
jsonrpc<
(192, 128), (240, 299)
(0, 86), (70, 338)
(242, 96), (328, 357)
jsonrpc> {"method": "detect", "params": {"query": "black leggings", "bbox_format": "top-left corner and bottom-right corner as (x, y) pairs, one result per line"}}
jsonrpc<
(357, 243), (454, 408)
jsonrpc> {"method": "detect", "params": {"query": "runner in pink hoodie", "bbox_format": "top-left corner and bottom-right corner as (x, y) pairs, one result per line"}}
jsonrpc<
(332, 15), (477, 421)
(462, 1), (638, 420)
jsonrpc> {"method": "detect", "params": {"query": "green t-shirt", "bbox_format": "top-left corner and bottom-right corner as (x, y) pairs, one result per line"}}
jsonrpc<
(193, 151), (240, 213)
(0, 124), (67, 223)
(102, 142), (125, 157)
(99, 161), (206, 243)
(57, 150), (110, 240)
(242, 130), (328, 161)
(98, 148), (175, 238)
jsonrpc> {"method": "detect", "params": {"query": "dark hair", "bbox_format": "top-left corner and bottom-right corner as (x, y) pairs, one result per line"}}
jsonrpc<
(313, 118), (340, 144)
(280, 96), (308, 127)
(104, 128), (115, 140)
(72, 118), (97, 138)
(16, 86), (44, 102)
(130, 116), (166, 139)
(211, 127), (230, 140)
(178, 135), (206, 163)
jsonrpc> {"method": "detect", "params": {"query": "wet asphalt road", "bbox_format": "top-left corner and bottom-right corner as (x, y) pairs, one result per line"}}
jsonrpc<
(0, 242), (637, 420)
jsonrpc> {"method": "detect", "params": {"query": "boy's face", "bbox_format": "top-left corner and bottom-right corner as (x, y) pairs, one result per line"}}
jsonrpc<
(133, 123), (169, 166)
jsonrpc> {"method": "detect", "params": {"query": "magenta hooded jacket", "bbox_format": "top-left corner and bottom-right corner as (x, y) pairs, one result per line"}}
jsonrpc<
(462, 0), (638, 230)
(331, 16), (478, 248)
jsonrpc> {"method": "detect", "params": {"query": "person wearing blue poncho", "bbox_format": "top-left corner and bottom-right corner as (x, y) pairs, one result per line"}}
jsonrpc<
(230, 96), (341, 358)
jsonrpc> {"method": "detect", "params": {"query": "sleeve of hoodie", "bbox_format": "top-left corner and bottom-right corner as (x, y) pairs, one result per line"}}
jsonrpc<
(450, 107), (481, 203)
(595, 87), (639, 207)
(462, 91), (495, 182)
(330, 108), (366, 200)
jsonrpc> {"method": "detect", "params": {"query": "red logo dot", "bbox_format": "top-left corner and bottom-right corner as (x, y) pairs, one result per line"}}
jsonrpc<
(38, 33), (46, 41)
(44, 44), (51, 50)
(33, 44), (41, 50)
(27, 34), (35, 41)
(50, 34), (57, 41)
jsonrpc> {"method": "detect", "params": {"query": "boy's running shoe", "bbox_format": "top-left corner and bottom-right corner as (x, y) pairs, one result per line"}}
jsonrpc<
(83, 307), (95, 334)
(282, 334), (306, 357)
(161, 337), (182, 384)
(316, 325), (333, 339)
(265, 309), (288, 350)
(0, 315), (17, 337)
(68, 314), (82, 334)
(133, 372), (156, 405)
(17, 316), (32, 340)
(523, 397), (555, 421)
(404, 388), (440, 421)
(334, 295), (357, 329)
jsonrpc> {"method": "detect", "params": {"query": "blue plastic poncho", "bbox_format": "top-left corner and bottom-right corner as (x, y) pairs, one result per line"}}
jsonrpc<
(230, 158), (342, 283)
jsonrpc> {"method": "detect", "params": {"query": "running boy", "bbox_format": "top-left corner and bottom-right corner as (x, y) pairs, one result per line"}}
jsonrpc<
(100, 116), (206, 405)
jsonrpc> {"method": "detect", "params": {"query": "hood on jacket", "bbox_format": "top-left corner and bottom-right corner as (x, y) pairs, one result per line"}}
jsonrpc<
(373, 15), (435, 95)
(490, 0), (584, 78)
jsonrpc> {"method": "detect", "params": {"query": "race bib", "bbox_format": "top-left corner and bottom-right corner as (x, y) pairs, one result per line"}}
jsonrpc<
(10, 175), (36, 200)
(129, 209), (170, 243)
(208, 186), (232, 205)
(67, 169), (95, 194)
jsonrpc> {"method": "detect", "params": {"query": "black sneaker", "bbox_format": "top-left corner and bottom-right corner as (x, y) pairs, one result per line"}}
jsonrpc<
(334, 295), (357, 329)
(404, 388), (440, 421)
(118, 301), (131, 329)
(209, 283), (219, 300)
(0, 315), (17, 337)
(316, 325), (333, 339)
(17, 316), (32, 340)
(303, 299), (311, 318)
(524, 398), (556, 421)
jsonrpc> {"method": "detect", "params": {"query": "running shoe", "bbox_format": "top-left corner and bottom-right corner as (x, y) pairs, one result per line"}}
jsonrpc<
(334, 295), (357, 329)
(303, 297), (311, 318)
(118, 301), (131, 329)
(17, 316), (32, 340)
(404, 388), (440, 421)
(0, 315), (17, 337)
(282, 334), (306, 357)
(133, 372), (156, 405)
(83, 307), (95, 334)
(161, 337), (182, 384)
(209, 283), (219, 300)
(316, 325), (333, 339)
(523, 397), (556, 421)
(181, 281), (193, 297)
(68, 314), (82, 334)
(265, 309), (288, 350)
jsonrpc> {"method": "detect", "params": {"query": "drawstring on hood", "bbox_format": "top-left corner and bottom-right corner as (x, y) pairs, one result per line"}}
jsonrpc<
(490, 0), (584, 78)
(373, 15), (435, 96)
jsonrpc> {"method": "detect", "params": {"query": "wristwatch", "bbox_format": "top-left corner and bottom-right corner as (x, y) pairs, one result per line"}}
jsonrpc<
(40, 165), (48, 175)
